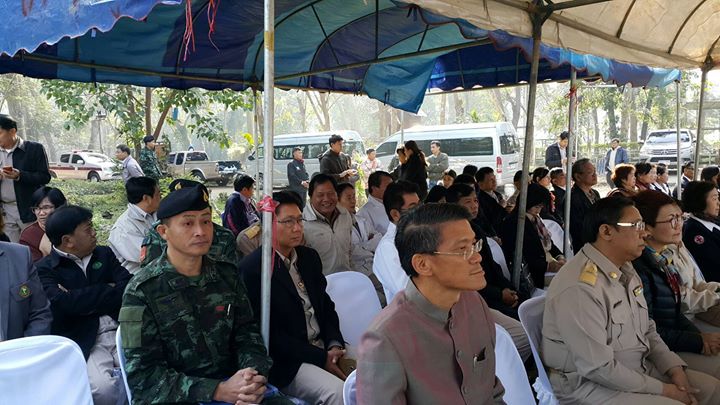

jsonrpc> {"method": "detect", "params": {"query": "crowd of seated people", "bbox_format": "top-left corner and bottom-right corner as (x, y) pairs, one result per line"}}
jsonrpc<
(7, 130), (720, 405)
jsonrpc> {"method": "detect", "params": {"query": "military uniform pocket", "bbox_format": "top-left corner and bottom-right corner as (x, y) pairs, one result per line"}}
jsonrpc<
(119, 306), (145, 349)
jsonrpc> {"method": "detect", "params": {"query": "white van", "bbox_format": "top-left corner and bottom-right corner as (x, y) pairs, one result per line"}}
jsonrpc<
(374, 123), (521, 188)
(245, 130), (366, 189)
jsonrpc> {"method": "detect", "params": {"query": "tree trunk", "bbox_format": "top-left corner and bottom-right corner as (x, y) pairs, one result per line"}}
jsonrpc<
(640, 92), (654, 141)
(604, 90), (619, 140)
(440, 94), (447, 125)
(629, 89), (638, 143)
(453, 93), (465, 123)
(620, 91), (630, 141)
(592, 107), (600, 157)
(512, 87), (523, 128)
(296, 93), (308, 132)
(144, 87), (153, 136)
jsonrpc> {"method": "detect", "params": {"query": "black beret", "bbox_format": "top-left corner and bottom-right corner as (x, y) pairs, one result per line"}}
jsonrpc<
(142, 135), (155, 143)
(168, 178), (207, 193)
(157, 185), (210, 219)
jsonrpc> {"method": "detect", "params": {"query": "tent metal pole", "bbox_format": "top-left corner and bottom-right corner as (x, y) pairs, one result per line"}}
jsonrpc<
(400, 110), (405, 144)
(676, 81), (682, 201)
(512, 5), (545, 290)
(260, 0), (275, 349)
(564, 69), (577, 258)
(253, 90), (261, 200)
(693, 68), (709, 178)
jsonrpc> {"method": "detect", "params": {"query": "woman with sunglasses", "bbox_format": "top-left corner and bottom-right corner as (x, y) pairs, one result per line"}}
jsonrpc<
(19, 186), (66, 262)
(632, 190), (720, 378)
(683, 181), (720, 283)
(499, 182), (565, 289)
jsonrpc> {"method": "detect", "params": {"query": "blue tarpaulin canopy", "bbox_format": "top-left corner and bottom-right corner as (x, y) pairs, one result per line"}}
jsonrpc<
(0, 0), (681, 112)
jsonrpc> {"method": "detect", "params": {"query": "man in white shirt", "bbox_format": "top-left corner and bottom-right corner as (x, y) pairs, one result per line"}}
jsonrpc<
(108, 177), (161, 274)
(373, 181), (420, 303)
(357, 171), (393, 236)
(302, 174), (353, 275)
(115, 144), (144, 183)
(604, 138), (629, 187)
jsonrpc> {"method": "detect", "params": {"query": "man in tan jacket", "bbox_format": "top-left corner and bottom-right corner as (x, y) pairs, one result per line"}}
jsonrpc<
(543, 196), (720, 404)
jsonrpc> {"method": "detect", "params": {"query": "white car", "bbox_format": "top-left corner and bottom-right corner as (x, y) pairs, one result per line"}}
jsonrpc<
(49, 151), (118, 181)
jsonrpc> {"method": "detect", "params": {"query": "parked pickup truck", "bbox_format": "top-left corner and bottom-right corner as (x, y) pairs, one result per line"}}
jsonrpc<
(166, 150), (240, 186)
(49, 151), (119, 182)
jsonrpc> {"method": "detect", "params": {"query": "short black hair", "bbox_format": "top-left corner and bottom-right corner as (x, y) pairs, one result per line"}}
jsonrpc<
(700, 166), (720, 182)
(336, 182), (355, 196)
(443, 169), (457, 178)
(632, 190), (677, 226)
(682, 181), (717, 214)
(583, 196), (635, 244)
(126, 176), (158, 204)
(365, 148), (375, 155)
(430, 140), (441, 148)
(656, 164), (667, 176)
(0, 114), (18, 131)
(559, 131), (569, 141)
(611, 138), (620, 143)
(367, 170), (392, 195)
(142, 135), (155, 144)
(462, 165), (478, 176)
(475, 167), (494, 183)
(454, 174), (477, 186)
(383, 180), (419, 222)
(273, 190), (303, 213)
(234, 174), (255, 192)
(309, 173), (338, 197)
(531, 167), (550, 183)
(45, 205), (93, 246)
(395, 203), (472, 277)
(634, 162), (653, 177)
(292, 146), (302, 154)
(30, 187), (67, 209)
(445, 183), (475, 203)
(329, 134), (343, 145)
(116, 144), (131, 155)
(682, 161), (695, 172)
(513, 170), (525, 183)
(572, 158), (592, 182)
(424, 185), (448, 203)
(549, 167), (564, 181)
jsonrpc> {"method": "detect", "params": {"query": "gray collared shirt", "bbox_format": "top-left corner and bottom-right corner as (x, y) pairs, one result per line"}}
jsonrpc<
(109, 203), (156, 274)
(122, 155), (144, 182)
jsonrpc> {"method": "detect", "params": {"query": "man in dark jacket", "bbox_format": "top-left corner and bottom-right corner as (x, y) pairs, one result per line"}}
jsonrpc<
(319, 134), (358, 184)
(242, 191), (347, 405)
(222, 174), (260, 236)
(569, 158), (601, 253)
(0, 114), (51, 242)
(476, 167), (507, 235)
(544, 131), (570, 169)
(37, 205), (132, 405)
(287, 147), (309, 208)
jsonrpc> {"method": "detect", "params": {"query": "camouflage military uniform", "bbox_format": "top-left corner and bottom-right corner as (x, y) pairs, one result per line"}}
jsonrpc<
(139, 147), (163, 180)
(120, 253), (292, 404)
(140, 221), (239, 267)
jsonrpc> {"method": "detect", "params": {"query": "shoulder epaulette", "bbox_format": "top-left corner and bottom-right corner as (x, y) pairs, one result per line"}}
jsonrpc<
(579, 261), (598, 286)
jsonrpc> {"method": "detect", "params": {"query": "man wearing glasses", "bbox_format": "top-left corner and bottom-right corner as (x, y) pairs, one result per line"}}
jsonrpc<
(242, 191), (348, 405)
(543, 197), (720, 404)
(358, 203), (504, 404)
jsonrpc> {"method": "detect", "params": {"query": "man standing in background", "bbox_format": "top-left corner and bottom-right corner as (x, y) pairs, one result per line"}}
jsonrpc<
(287, 147), (309, 208)
(139, 135), (163, 180)
(426, 140), (449, 188)
(115, 144), (144, 183)
(545, 131), (570, 169)
(604, 138), (629, 187)
(0, 114), (51, 242)
(359, 148), (383, 187)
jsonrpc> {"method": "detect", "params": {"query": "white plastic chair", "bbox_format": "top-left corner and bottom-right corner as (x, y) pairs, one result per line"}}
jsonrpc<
(0, 335), (93, 404)
(494, 324), (536, 405)
(518, 296), (559, 405)
(541, 218), (572, 259)
(116, 326), (133, 404)
(343, 369), (357, 405)
(487, 237), (511, 280)
(325, 271), (382, 346)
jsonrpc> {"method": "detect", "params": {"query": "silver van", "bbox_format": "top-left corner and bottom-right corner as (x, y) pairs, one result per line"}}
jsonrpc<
(245, 130), (366, 189)
(374, 122), (521, 188)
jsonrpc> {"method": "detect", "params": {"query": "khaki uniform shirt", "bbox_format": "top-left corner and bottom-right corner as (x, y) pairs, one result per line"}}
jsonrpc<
(542, 244), (685, 400)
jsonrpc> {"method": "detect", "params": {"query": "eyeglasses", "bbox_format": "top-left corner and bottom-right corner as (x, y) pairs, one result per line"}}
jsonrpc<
(615, 221), (646, 232)
(655, 214), (687, 229)
(432, 239), (483, 261)
(31, 205), (55, 213)
(277, 217), (305, 228)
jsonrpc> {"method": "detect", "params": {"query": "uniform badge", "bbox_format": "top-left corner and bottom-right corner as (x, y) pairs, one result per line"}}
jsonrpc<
(694, 235), (705, 245)
(609, 272), (618, 279)
(92, 262), (102, 270)
(633, 286), (644, 296)
(203, 190), (209, 202)
(18, 284), (31, 298)
(579, 261), (598, 286)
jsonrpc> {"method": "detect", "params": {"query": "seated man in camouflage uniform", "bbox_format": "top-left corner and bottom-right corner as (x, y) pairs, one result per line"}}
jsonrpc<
(119, 185), (293, 404)
(140, 179), (239, 267)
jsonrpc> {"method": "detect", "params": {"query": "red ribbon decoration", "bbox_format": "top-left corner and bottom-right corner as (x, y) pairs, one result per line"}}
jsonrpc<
(565, 85), (578, 100)
(182, 0), (196, 61)
(258, 195), (279, 274)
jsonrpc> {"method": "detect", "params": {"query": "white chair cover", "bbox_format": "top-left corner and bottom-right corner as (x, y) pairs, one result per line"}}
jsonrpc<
(325, 272), (382, 346)
(487, 237), (511, 280)
(541, 218), (572, 259)
(494, 324), (535, 405)
(116, 326), (132, 403)
(0, 335), (93, 405)
(518, 296), (559, 405)
(343, 369), (357, 405)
